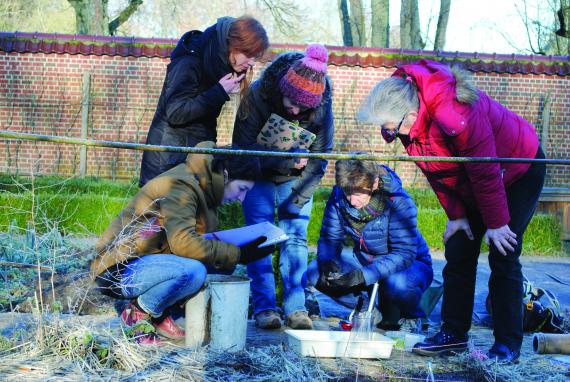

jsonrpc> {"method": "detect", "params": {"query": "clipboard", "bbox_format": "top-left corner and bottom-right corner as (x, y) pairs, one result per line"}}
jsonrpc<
(203, 221), (289, 248)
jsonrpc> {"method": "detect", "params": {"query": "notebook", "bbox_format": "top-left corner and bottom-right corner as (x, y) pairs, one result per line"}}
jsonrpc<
(203, 221), (289, 248)
(256, 113), (316, 151)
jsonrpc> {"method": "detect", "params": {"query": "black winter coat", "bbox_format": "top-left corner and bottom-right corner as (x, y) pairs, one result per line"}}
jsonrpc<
(139, 17), (235, 186)
(232, 52), (334, 209)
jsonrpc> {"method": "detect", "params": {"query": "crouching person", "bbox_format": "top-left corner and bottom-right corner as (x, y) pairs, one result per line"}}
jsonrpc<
(90, 142), (272, 344)
(307, 158), (433, 329)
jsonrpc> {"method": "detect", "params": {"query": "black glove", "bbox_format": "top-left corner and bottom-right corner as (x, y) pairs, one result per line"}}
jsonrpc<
(278, 197), (303, 218)
(315, 260), (344, 297)
(326, 269), (366, 290)
(238, 236), (275, 265)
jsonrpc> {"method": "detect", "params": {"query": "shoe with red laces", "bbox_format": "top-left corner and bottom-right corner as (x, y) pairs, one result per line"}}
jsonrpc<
(154, 315), (185, 340)
(120, 301), (150, 326)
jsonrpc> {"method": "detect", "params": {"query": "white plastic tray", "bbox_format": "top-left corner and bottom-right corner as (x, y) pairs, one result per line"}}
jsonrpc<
(285, 329), (395, 359)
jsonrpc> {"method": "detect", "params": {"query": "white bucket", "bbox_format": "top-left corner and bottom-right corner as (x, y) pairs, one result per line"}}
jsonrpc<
(184, 274), (250, 352)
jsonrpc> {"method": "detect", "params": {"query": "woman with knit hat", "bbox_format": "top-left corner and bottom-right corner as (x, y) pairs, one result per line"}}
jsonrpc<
(232, 44), (334, 330)
(139, 16), (269, 186)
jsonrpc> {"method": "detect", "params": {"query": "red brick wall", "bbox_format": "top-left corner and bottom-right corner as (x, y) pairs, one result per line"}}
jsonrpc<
(1, 49), (569, 187)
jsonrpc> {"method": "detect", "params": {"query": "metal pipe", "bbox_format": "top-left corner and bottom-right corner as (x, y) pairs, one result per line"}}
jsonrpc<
(1, 130), (570, 165)
(533, 333), (570, 354)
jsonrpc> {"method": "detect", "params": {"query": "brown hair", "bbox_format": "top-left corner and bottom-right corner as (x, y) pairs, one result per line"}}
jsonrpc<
(335, 155), (386, 195)
(228, 16), (269, 97)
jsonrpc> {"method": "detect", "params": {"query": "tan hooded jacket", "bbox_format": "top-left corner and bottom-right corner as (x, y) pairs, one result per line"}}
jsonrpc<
(90, 142), (240, 278)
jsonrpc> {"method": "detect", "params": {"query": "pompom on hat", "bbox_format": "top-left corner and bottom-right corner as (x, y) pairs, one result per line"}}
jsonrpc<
(278, 43), (328, 109)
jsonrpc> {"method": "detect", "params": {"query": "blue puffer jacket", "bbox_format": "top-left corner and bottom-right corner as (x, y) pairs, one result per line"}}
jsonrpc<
(317, 165), (432, 286)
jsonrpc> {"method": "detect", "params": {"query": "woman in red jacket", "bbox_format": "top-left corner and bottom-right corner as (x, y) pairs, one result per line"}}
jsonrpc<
(358, 59), (545, 363)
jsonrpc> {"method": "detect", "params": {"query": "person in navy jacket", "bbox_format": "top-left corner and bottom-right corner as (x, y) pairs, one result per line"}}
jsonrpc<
(307, 158), (433, 330)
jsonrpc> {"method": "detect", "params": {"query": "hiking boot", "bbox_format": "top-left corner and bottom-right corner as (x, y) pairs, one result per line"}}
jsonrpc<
(255, 310), (282, 329)
(121, 301), (150, 327)
(376, 320), (402, 331)
(154, 315), (185, 340)
(487, 343), (520, 364)
(412, 329), (468, 356)
(285, 311), (313, 330)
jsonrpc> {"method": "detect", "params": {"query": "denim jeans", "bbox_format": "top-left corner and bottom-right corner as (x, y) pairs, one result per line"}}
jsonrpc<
(441, 147), (546, 352)
(242, 179), (313, 317)
(115, 254), (207, 317)
(307, 249), (433, 319)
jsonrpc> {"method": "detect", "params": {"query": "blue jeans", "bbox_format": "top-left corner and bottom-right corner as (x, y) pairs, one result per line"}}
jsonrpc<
(307, 249), (433, 319)
(242, 179), (313, 317)
(117, 254), (207, 317)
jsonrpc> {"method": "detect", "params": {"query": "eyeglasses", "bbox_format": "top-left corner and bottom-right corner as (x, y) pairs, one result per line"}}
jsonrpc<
(380, 114), (407, 143)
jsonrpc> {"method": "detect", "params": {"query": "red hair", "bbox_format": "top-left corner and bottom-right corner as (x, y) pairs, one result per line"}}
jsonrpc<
(227, 16), (269, 98)
(228, 16), (269, 59)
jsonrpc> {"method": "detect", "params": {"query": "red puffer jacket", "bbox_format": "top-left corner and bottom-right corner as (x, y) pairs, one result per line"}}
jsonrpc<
(393, 60), (539, 228)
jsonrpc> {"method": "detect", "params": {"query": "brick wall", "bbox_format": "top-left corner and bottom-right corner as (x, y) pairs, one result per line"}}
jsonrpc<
(1, 36), (569, 188)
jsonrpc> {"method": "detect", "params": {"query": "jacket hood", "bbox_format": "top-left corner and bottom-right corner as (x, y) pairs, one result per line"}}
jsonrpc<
(170, 17), (234, 83)
(185, 141), (225, 207)
(378, 164), (403, 195)
(393, 59), (456, 111)
(257, 52), (333, 111)
(393, 59), (460, 140)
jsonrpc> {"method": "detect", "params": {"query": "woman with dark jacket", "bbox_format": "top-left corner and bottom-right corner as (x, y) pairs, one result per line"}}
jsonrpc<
(232, 44), (334, 330)
(92, 142), (273, 344)
(139, 16), (269, 186)
(308, 159), (433, 329)
(358, 59), (545, 362)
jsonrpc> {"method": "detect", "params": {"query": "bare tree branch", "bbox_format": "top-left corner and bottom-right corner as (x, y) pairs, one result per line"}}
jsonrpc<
(257, 0), (302, 37)
(109, 0), (144, 36)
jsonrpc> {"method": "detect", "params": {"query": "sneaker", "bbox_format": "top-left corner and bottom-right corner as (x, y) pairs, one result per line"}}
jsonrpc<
(121, 301), (150, 326)
(255, 310), (282, 329)
(487, 343), (520, 364)
(135, 332), (162, 346)
(154, 315), (185, 340)
(285, 311), (313, 330)
(412, 329), (468, 356)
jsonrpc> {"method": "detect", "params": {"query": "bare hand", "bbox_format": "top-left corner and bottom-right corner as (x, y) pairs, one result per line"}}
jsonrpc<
(293, 158), (308, 170)
(219, 72), (245, 94)
(443, 217), (474, 244)
(484, 225), (517, 256)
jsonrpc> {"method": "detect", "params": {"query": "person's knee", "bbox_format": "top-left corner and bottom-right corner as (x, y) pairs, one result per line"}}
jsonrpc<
(179, 261), (207, 291)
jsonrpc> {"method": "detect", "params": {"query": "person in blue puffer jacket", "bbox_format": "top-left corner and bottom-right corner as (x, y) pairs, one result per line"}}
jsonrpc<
(307, 157), (433, 329)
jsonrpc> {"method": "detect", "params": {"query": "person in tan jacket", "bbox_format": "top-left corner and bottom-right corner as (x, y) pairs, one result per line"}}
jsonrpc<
(91, 142), (272, 344)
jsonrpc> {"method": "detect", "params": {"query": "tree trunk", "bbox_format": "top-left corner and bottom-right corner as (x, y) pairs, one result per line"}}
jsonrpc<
(400, 0), (412, 48)
(68, 0), (110, 35)
(371, 0), (390, 47)
(349, 0), (366, 46)
(410, 0), (424, 48)
(434, 0), (451, 50)
(400, 0), (424, 49)
(68, 0), (143, 35)
(338, 0), (354, 46)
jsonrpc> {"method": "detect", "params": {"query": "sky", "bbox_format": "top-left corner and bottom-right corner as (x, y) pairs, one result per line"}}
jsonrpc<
(390, 0), (544, 54)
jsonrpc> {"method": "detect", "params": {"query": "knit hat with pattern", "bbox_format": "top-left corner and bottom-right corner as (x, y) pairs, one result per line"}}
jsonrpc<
(278, 43), (328, 109)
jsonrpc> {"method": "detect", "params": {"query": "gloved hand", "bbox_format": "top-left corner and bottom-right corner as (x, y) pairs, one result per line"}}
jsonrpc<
(278, 200), (302, 218)
(315, 260), (343, 297)
(238, 236), (275, 265)
(326, 269), (366, 290)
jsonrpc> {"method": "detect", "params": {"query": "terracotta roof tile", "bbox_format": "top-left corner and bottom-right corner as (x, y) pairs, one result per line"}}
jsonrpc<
(1, 32), (569, 75)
